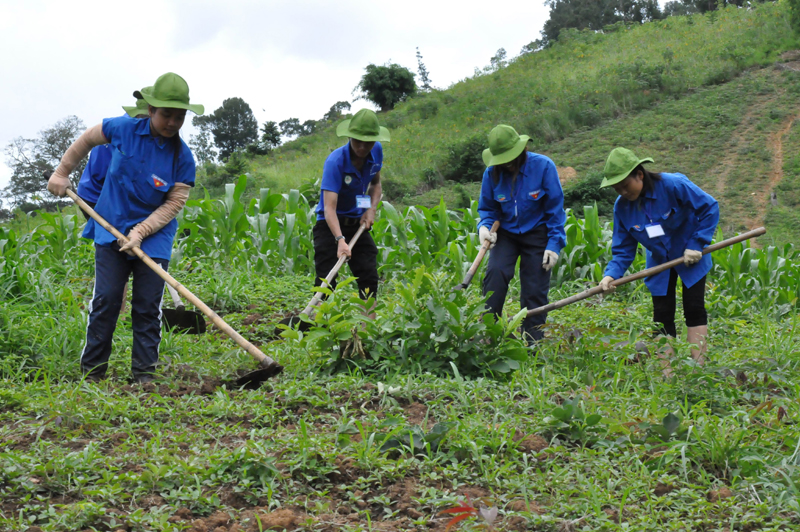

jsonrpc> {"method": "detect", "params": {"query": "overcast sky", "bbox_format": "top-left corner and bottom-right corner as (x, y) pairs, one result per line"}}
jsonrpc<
(0, 0), (552, 195)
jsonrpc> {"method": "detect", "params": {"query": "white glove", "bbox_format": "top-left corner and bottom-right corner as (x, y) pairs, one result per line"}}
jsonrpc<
(683, 249), (702, 265)
(118, 226), (146, 256)
(542, 250), (559, 271)
(47, 170), (72, 197)
(479, 226), (497, 249)
(599, 276), (615, 292)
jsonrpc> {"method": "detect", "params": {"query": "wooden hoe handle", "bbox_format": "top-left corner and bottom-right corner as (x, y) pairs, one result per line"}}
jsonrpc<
(458, 220), (501, 289)
(300, 224), (367, 318)
(526, 227), (767, 317)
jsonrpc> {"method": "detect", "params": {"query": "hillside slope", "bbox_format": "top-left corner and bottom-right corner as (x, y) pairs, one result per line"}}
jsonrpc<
(212, 3), (798, 244)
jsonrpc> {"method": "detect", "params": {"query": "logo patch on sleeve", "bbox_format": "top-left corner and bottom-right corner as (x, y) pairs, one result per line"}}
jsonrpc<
(344, 175), (353, 185)
(529, 189), (542, 200)
(497, 194), (507, 201)
(152, 174), (166, 188)
(633, 224), (641, 230)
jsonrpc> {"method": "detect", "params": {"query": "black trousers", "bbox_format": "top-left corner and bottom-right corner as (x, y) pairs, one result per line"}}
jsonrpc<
(652, 269), (708, 337)
(483, 226), (551, 342)
(313, 219), (379, 299)
(81, 244), (168, 378)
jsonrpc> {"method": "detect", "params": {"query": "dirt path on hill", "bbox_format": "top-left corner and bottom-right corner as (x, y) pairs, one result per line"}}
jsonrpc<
(710, 95), (777, 201)
(745, 110), (800, 230)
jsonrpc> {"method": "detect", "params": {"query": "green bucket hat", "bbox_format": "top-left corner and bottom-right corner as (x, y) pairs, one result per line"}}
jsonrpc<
(122, 86), (153, 117)
(133, 73), (204, 115)
(482, 125), (530, 167)
(336, 109), (390, 142)
(600, 147), (654, 188)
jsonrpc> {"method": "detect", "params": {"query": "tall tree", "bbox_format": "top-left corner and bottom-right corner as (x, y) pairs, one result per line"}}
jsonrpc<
(205, 97), (259, 160)
(2, 116), (85, 207)
(354, 63), (417, 112)
(260, 121), (281, 151)
(490, 48), (508, 71)
(279, 118), (303, 139)
(540, 0), (663, 46)
(189, 115), (217, 165)
(323, 101), (351, 122)
(300, 120), (318, 137)
(416, 47), (433, 91)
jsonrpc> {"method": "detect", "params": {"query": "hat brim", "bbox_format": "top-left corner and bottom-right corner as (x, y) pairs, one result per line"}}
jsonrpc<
(600, 157), (654, 188)
(122, 105), (150, 118)
(139, 92), (204, 115)
(336, 119), (391, 142)
(482, 135), (530, 167)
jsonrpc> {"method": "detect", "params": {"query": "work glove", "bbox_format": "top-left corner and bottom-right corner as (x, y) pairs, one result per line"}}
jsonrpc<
(542, 250), (559, 271)
(47, 169), (72, 197)
(479, 226), (497, 249)
(118, 225), (147, 256)
(683, 249), (702, 265)
(599, 275), (615, 292)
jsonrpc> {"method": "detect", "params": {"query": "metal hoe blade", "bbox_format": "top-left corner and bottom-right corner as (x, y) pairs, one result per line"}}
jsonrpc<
(235, 360), (284, 389)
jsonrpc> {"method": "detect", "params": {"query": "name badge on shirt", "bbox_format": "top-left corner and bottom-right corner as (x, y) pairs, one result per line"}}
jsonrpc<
(357, 195), (372, 209)
(645, 223), (665, 238)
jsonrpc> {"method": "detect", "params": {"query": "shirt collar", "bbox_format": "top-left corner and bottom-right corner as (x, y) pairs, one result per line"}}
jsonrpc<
(134, 118), (152, 136)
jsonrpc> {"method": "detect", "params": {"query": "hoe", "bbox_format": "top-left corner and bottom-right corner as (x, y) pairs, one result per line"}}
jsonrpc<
(525, 227), (767, 317)
(272, 224), (367, 338)
(64, 189), (283, 388)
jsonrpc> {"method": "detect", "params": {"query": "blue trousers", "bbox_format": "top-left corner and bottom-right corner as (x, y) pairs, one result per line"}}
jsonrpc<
(81, 244), (168, 378)
(483, 226), (551, 342)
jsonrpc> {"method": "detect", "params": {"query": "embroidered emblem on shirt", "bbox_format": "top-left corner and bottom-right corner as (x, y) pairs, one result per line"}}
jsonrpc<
(663, 210), (671, 218)
(529, 189), (542, 200)
(152, 174), (166, 188)
(344, 175), (352, 185)
(633, 225), (641, 230)
(497, 194), (507, 201)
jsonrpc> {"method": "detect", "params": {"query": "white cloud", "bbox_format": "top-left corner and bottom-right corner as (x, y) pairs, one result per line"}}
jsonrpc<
(0, 0), (550, 191)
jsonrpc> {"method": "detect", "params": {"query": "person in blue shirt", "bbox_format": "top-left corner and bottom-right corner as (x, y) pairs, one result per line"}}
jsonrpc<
(76, 90), (152, 218)
(597, 147), (719, 375)
(312, 109), (389, 304)
(47, 73), (204, 384)
(477, 125), (566, 344)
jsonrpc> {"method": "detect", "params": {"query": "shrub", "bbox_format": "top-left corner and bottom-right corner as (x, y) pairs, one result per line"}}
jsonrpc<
(382, 179), (414, 201)
(562, 170), (618, 216)
(438, 134), (487, 183)
(296, 268), (529, 377)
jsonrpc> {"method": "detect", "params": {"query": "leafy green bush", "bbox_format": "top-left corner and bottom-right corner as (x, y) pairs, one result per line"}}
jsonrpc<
(562, 169), (617, 216)
(436, 134), (487, 183)
(293, 267), (529, 377)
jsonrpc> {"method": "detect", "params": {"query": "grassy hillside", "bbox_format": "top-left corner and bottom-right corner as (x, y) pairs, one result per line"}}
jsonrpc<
(210, 2), (800, 243)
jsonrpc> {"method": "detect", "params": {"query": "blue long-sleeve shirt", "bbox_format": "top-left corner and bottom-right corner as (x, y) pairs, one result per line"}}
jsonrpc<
(76, 145), (113, 204)
(604, 172), (719, 296)
(477, 152), (566, 254)
(81, 116), (196, 261)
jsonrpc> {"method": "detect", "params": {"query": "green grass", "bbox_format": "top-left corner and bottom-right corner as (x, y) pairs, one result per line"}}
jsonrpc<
(2, 273), (799, 531)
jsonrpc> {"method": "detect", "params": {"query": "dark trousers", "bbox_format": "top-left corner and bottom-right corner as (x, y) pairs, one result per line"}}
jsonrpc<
(81, 244), (168, 378)
(313, 219), (379, 299)
(652, 269), (707, 337)
(483, 226), (551, 342)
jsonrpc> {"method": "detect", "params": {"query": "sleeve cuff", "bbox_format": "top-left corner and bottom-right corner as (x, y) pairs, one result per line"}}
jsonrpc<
(604, 263), (625, 279)
(546, 242), (562, 254)
(686, 238), (704, 251)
